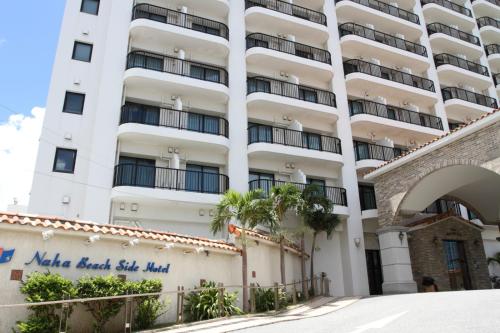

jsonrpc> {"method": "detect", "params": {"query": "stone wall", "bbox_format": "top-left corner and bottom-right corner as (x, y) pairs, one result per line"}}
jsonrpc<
(408, 217), (491, 292)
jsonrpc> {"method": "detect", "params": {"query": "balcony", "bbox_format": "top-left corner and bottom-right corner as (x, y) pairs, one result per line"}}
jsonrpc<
(485, 44), (500, 56)
(349, 99), (443, 143)
(472, 0), (500, 19)
(339, 23), (427, 57)
(354, 140), (407, 170)
(494, 73), (500, 86)
(344, 59), (437, 106)
(112, 164), (229, 204)
(427, 23), (482, 59)
(336, 0), (419, 24)
(247, 124), (343, 164)
(130, 4), (229, 57)
(118, 102), (229, 152)
(477, 17), (500, 44)
(125, 50), (229, 103)
(434, 53), (491, 90)
(422, 0), (475, 33)
(442, 87), (498, 120)
(245, 0), (329, 44)
(245, 0), (327, 25)
(249, 179), (348, 207)
(477, 17), (500, 29)
(245, 33), (333, 82)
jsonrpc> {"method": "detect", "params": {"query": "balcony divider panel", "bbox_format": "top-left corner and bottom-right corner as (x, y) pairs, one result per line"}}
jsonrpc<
(127, 50), (229, 86)
(132, 4), (229, 39)
(343, 59), (436, 92)
(442, 87), (498, 108)
(334, 0), (420, 24)
(249, 179), (348, 206)
(247, 76), (337, 107)
(245, 0), (327, 25)
(349, 99), (444, 130)
(339, 23), (427, 56)
(246, 33), (332, 64)
(248, 124), (342, 154)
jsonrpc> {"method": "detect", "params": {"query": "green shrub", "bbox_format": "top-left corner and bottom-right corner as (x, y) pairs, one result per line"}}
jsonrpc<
(184, 281), (242, 322)
(254, 286), (287, 313)
(76, 275), (127, 333)
(126, 279), (169, 330)
(16, 272), (77, 333)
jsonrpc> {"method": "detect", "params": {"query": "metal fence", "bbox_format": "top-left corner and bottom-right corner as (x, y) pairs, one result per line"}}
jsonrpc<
(353, 141), (407, 161)
(477, 16), (500, 29)
(421, 0), (472, 17)
(334, 0), (420, 24)
(245, 0), (327, 25)
(434, 54), (489, 76)
(427, 23), (480, 46)
(441, 87), (498, 108)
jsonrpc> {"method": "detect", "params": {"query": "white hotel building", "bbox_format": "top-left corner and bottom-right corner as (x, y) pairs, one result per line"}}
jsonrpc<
(29, 0), (500, 296)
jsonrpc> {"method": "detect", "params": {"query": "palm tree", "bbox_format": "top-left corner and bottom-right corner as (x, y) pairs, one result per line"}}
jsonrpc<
(488, 252), (500, 266)
(268, 183), (303, 287)
(210, 189), (275, 312)
(299, 184), (340, 295)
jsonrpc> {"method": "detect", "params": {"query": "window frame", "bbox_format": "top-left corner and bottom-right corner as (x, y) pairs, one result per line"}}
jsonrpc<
(62, 91), (86, 115)
(72, 41), (93, 62)
(80, 0), (100, 15)
(53, 148), (78, 174)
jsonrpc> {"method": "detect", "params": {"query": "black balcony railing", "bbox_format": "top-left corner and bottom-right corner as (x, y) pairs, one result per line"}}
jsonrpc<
(485, 44), (500, 56)
(423, 199), (461, 215)
(349, 99), (444, 130)
(421, 0), (472, 17)
(249, 179), (348, 206)
(245, 0), (327, 25)
(353, 141), (407, 161)
(126, 50), (229, 86)
(434, 53), (489, 76)
(132, 4), (229, 39)
(247, 76), (337, 107)
(120, 102), (229, 137)
(335, 0), (420, 24)
(359, 185), (377, 210)
(442, 87), (498, 108)
(343, 59), (436, 92)
(477, 16), (500, 29)
(472, 0), (500, 5)
(113, 164), (229, 194)
(339, 23), (427, 57)
(248, 124), (342, 153)
(427, 23), (480, 46)
(493, 73), (500, 85)
(246, 33), (332, 64)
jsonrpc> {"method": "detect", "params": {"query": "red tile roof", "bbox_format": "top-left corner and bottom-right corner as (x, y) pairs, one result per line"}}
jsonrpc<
(366, 108), (500, 176)
(0, 212), (241, 254)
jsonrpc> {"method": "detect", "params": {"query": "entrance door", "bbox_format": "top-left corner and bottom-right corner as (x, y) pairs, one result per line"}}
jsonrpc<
(443, 240), (472, 290)
(365, 250), (383, 295)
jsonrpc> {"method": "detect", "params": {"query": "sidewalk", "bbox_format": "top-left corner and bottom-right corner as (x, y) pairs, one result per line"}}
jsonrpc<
(144, 296), (361, 333)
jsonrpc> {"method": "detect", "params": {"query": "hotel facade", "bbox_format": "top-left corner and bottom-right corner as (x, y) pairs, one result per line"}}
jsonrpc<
(28, 0), (500, 296)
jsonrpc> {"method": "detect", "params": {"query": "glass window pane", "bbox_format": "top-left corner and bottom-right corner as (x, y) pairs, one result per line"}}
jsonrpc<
(81, 0), (100, 15)
(63, 92), (85, 114)
(53, 149), (77, 173)
(72, 42), (93, 62)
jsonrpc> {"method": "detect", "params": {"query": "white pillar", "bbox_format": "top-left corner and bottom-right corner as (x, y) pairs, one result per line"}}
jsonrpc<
(324, 1), (370, 296)
(227, 1), (249, 193)
(171, 153), (180, 169)
(173, 97), (183, 111)
(377, 226), (418, 294)
(291, 169), (306, 184)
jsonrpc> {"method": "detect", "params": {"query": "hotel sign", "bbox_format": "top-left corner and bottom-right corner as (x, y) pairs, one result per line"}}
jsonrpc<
(24, 251), (171, 274)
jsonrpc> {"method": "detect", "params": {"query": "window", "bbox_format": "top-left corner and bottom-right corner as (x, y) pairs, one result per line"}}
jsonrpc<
(63, 92), (85, 114)
(248, 123), (272, 144)
(81, 0), (100, 15)
(185, 164), (220, 193)
(72, 42), (93, 62)
(117, 156), (156, 187)
(189, 65), (220, 83)
(192, 23), (220, 37)
(53, 148), (77, 173)
(299, 88), (318, 103)
(359, 185), (377, 210)
(187, 113), (220, 135)
(249, 171), (274, 195)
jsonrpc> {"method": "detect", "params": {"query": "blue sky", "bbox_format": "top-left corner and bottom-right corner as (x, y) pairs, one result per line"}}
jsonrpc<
(0, 1), (66, 122)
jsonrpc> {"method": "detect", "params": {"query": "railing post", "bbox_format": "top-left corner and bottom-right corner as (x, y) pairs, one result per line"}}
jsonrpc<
(292, 280), (297, 305)
(274, 282), (279, 311)
(124, 295), (133, 333)
(218, 283), (225, 317)
(58, 296), (70, 333)
(320, 274), (325, 296)
(250, 283), (256, 313)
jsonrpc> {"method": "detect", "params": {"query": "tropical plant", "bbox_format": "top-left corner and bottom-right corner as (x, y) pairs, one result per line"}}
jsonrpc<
(487, 252), (500, 266)
(126, 279), (168, 330)
(254, 285), (288, 312)
(183, 281), (242, 322)
(268, 184), (303, 287)
(210, 189), (275, 312)
(17, 272), (77, 333)
(75, 275), (127, 333)
(299, 184), (340, 294)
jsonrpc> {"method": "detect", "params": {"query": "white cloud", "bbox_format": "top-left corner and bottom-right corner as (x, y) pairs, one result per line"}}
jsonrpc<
(0, 107), (45, 210)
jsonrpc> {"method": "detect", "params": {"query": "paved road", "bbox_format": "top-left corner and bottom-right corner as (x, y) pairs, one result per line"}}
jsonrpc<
(234, 290), (500, 333)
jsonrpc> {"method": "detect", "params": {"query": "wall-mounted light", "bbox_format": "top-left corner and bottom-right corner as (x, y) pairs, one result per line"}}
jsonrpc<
(399, 231), (405, 244)
(131, 203), (139, 212)
(85, 235), (100, 245)
(156, 243), (175, 251)
(354, 237), (361, 247)
(209, 210), (214, 217)
(42, 230), (55, 241)
(119, 202), (126, 211)
(195, 247), (205, 254)
(62, 196), (71, 205)
(122, 238), (140, 248)
(432, 236), (439, 245)
(199, 209), (205, 217)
